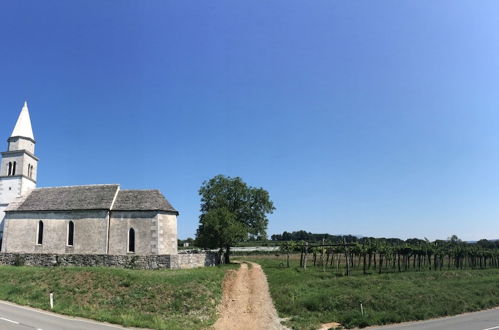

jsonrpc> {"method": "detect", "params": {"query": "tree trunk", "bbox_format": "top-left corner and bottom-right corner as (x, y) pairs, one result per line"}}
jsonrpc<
(224, 246), (231, 264)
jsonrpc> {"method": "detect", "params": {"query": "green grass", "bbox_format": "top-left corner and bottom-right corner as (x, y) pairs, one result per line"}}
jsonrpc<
(0, 265), (235, 330)
(243, 256), (499, 329)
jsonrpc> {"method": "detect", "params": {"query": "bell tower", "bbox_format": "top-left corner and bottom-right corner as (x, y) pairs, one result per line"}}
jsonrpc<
(0, 101), (38, 237)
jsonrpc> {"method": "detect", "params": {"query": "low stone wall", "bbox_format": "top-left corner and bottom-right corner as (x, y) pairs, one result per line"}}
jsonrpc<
(173, 252), (219, 269)
(0, 252), (218, 270)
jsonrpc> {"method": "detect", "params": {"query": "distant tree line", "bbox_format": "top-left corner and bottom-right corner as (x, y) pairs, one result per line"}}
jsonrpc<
(271, 230), (360, 243)
(271, 231), (499, 249)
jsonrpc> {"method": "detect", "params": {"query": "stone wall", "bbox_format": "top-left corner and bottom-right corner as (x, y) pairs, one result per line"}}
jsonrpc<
(3, 210), (178, 256)
(157, 213), (178, 255)
(108, 211), (177, 256)
(0, 251), (218, 269)
(3, 211), (109, 254)
(108, 211), (158, 256)
(172, 252), (218, 269)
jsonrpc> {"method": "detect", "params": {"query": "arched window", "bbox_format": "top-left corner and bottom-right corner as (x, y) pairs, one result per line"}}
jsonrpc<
(12, 162), (16, 176)
(67, 221), (74, 246)
(128, 228), (135, 253)
(8, 162), (12, 176)
(37, 221), (44, 245)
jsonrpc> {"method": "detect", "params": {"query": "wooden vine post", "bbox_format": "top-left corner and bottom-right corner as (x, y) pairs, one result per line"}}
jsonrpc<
(300, 243), (304, 268)
(286, 242), (290, 268)
(344, 238), (350, 276)
(322, 238), (326, 272)
(303, 242), (308, 269)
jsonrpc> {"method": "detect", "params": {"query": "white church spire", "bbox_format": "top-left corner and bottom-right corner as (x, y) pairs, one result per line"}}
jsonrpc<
(10, 101), (34, 141)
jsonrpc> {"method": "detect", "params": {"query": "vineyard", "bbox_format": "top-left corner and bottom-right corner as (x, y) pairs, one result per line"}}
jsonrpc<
(279, 236), (499, 275)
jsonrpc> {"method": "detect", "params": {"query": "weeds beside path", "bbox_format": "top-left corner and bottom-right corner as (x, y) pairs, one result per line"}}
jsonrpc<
(213, 262), (288, 330)
(0, 265), (233, 330)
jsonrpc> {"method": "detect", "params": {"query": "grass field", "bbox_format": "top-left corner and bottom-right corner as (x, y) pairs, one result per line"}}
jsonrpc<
(0, 265), (235, 330)
(243, 255), (499, 329)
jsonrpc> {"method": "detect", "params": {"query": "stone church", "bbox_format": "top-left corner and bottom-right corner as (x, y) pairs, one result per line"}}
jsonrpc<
(0, 102), (178, 256)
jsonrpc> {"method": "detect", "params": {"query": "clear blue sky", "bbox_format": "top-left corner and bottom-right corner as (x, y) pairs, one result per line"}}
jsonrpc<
(1, 1), (499, 241)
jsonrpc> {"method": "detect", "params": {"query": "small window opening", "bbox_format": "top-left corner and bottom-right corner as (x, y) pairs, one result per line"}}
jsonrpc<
(8, 162), (12, 176)
(128, 228), (135, 253)
(67, 221), (74, 246)
(12, 162), (16, 176)
(37, 221), (44, 245)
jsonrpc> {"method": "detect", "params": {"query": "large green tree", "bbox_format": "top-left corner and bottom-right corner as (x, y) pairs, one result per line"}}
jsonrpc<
(195, 175), (275, 263)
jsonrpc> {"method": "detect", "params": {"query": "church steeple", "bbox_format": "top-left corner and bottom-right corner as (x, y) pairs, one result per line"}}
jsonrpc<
(7, 102), (36, 155)
(1, 101), (38, 185)
(0, 101), (39, 243)
(10, 101), (34, 141)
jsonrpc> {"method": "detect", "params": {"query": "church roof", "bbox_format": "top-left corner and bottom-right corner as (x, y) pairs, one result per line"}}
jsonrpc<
(11, 101), (35, 140)
(6, 184), (119, 211)
(113, 190), (177, 213)
(5, 184), (178, 214)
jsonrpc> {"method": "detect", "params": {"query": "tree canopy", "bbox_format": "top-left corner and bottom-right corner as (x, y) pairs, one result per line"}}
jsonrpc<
(195, 175), (275, 263)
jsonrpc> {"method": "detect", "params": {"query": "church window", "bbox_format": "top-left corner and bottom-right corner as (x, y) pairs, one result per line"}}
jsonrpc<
(67, 221), (74, 246)
(128, 228), (135, 253)
(12, 162), (16, 176)
(8, 162), (12, 176)
(37, 221), (44, 245)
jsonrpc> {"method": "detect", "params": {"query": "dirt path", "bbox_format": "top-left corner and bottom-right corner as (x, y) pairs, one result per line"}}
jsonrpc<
(213, 262), (288, 330)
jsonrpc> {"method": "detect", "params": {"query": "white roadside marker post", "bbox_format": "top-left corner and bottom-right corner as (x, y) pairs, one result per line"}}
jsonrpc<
(49, 292), (54, 309)
(360, 302), (364, 316)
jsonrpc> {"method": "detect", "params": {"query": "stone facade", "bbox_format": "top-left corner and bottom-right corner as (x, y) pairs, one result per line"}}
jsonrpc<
(108, 211), (178, 255)
(2, 186), (179, 256)
(2, 210), (109, 254)
(0, 251), (218, 269)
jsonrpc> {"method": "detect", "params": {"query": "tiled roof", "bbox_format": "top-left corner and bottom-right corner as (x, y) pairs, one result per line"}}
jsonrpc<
(112, 190), (178, 213)
(5, 184), (177, 214)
